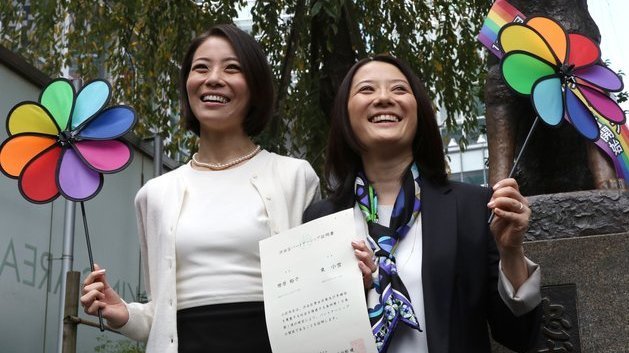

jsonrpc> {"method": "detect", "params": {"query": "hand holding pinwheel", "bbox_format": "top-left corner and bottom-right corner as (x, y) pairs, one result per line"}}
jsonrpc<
(488, 178), (530, 290)
(0, 78), (137, 331)
(81, 264), (130, 329)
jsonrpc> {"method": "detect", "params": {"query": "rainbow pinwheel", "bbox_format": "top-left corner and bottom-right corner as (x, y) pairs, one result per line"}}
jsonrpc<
(0, 78), (136, 203)
(498, 16), (625, 141)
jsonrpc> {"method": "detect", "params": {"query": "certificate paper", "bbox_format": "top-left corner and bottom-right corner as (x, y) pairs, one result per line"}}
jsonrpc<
(260, 209), (377, 353)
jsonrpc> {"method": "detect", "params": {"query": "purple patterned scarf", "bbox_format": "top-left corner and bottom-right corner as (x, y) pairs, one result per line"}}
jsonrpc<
(354, 162), (422, 352)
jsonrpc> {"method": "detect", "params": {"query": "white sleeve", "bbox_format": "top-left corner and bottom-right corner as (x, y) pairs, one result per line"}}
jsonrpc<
(116, 184), (153, 342)
(303, 161), (321, 206)
(117, 300), (154, 342)
(497, 257), (542, 316)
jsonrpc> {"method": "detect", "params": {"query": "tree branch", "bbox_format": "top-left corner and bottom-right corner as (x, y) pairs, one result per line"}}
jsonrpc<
(274, 0), (306, 113)
(343, 1), (366, 59)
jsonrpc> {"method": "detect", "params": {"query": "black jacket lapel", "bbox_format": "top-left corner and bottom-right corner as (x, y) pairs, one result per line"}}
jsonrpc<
(421, 179), (457, 353)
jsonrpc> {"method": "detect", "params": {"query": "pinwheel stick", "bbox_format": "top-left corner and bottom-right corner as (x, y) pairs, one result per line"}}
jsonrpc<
(80, 201), (105, 332)
(488, 116), (540, 224)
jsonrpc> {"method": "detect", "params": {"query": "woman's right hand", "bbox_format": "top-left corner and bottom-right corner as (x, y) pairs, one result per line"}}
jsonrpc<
(352, 240), (378, 290)
(80, 264), (129, 329)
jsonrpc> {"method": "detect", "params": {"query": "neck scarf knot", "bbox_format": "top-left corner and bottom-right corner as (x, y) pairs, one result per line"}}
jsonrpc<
(354, 162), (422, 352)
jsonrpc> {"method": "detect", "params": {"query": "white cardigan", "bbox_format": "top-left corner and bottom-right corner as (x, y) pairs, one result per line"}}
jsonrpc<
(118, 152), (320, 352)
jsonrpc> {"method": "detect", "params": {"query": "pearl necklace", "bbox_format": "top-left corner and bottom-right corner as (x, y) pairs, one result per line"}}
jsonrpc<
(191, 145), (261, 170)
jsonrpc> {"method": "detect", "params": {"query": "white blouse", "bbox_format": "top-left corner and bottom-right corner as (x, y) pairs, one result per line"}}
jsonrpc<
(176, 151), (271, 310)
(355, 204), (429, 353)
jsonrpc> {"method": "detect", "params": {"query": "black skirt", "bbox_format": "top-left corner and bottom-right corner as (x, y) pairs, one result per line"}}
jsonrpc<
(177, 301), (272, 353)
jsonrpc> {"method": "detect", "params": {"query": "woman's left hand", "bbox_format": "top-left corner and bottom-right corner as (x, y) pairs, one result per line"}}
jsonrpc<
(352, 240), (377, 290)
(488, 178), (530, 252)
(487, 178), (530, 289)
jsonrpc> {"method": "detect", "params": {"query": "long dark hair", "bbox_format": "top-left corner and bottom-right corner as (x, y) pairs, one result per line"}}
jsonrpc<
(325, 55), (447, 206)
(179, 24), (274, 137)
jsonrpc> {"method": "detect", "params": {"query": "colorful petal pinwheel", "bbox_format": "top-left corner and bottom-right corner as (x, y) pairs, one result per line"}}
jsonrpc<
(498, 16), (625, 141)
(0, 78), (137, 203)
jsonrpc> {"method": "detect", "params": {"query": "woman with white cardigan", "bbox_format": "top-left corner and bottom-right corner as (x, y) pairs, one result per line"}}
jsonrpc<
(80, 24), (330, 352)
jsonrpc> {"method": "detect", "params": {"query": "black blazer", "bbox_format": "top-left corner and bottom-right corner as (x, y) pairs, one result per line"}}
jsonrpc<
(303, 178), (541, 353)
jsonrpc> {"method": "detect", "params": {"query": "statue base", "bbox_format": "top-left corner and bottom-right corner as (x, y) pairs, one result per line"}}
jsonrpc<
(492, 190), (629, 353)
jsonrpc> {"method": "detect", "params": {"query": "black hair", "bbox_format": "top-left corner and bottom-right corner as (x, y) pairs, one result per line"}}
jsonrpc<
(180, 24), (274, 137)
(325, 55), (447, 206)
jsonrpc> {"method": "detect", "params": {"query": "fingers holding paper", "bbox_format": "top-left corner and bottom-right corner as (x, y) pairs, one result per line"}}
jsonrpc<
(352, 240), (377, 290)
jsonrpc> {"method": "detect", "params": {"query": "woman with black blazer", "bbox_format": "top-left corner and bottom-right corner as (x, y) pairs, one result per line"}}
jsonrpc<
(304, 55), (541, 353)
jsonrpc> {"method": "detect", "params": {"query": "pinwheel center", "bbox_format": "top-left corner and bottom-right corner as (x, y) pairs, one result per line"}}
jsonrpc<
(58, 130), (76, 146)
(559, 63), (575, 76)
(559, 64), (577, 87)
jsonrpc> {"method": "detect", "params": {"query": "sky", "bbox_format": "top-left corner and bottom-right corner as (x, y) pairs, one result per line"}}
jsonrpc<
(588, 0), (629, 110)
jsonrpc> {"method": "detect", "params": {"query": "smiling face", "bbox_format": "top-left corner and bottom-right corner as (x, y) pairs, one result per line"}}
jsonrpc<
(186, 35), (251, 136)
(347, 61), (418, 155)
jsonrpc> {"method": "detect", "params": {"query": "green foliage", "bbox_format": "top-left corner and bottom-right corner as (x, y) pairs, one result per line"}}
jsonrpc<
(252, 0), (491, 176)
(94, 335), (145, 353)
(0, 0), (492, 175)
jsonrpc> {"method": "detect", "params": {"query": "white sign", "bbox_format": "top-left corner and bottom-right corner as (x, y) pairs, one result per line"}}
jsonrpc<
(260, 209), (377, 353)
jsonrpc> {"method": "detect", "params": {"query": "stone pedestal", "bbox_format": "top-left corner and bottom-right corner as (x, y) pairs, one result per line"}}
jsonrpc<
(492, 190), (629, 353)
